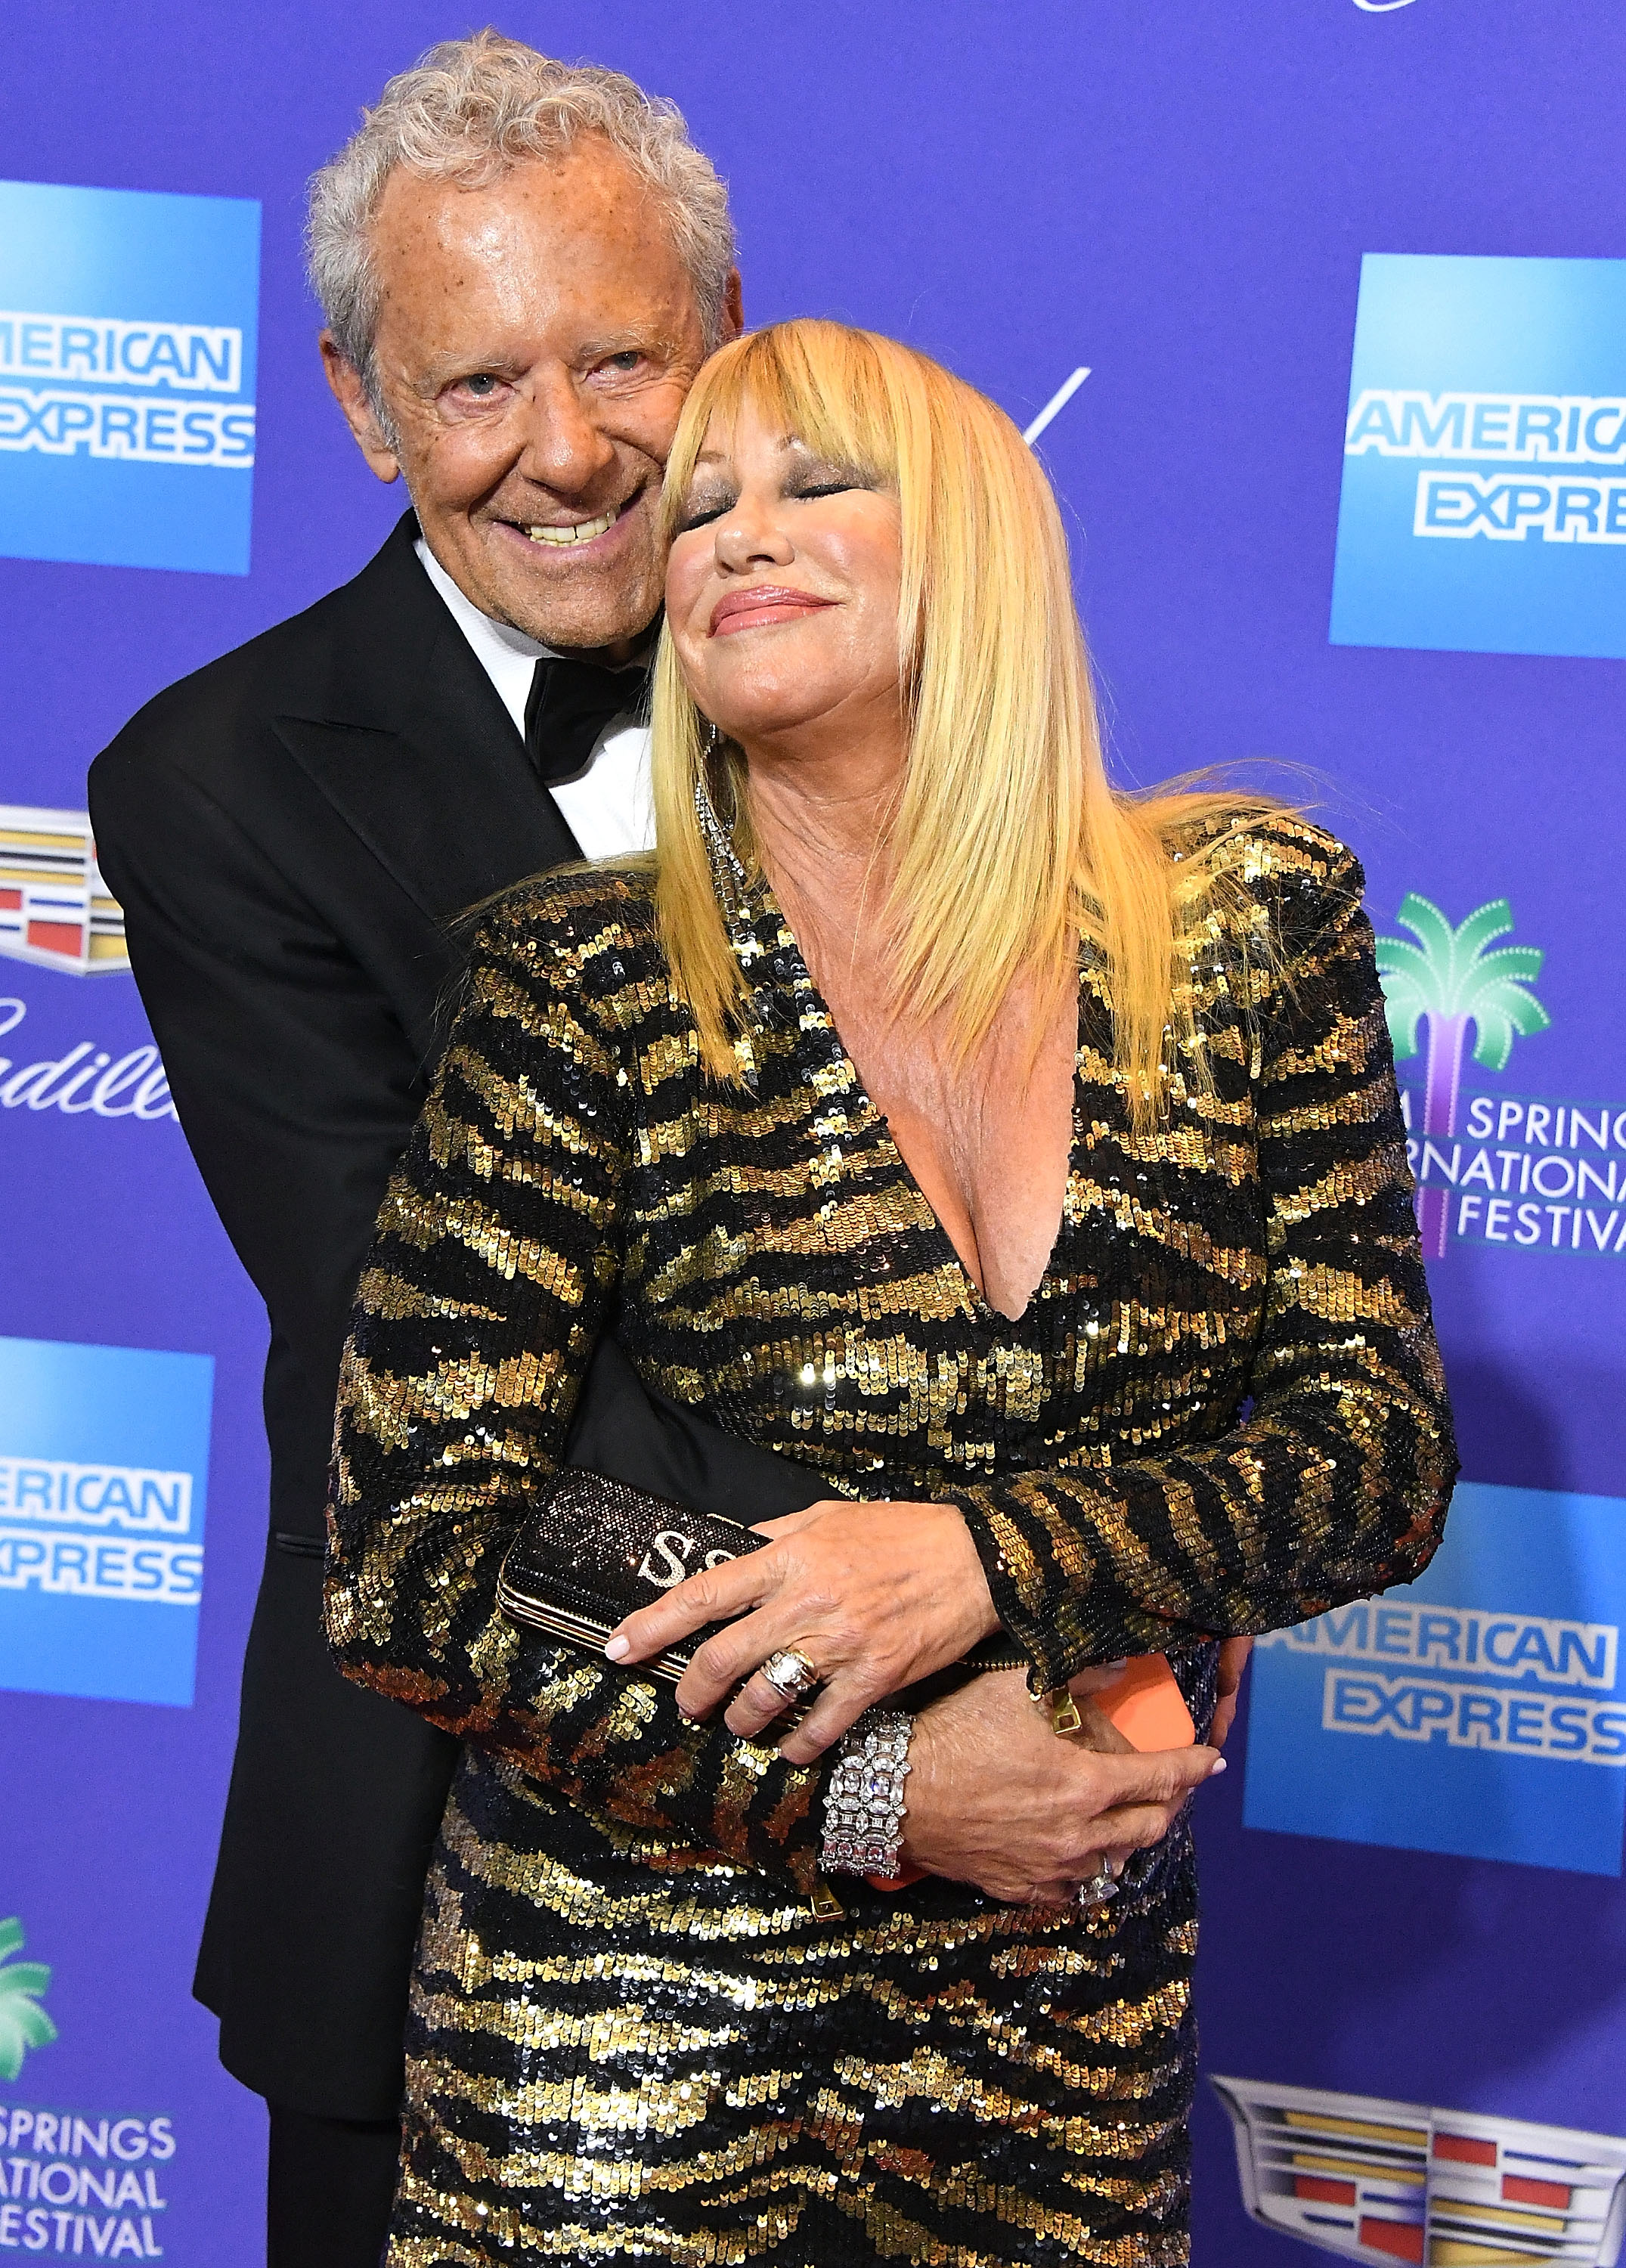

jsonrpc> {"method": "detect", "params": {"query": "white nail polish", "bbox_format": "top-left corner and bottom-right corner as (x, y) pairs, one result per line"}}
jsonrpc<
(604, 1635), (630, 1660)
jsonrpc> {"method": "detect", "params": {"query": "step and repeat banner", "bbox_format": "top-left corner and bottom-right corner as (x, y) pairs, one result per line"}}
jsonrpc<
(2, 4), (1621, 2260)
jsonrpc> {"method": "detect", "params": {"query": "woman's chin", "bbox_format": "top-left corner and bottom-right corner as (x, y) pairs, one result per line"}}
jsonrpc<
(705, 702), (832, 748)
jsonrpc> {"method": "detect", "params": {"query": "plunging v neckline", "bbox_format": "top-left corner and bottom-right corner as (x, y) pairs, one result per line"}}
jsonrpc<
(745, 884), (1085, 1331)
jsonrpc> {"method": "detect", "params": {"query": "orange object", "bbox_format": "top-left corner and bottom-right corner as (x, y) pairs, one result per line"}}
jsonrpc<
(864, 1862), (925, 1893)
(1095, 1654), (1196, 1749)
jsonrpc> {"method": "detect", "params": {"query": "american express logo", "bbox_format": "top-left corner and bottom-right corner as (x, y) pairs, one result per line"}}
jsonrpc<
(0, 1529), (202, 1604)
(0, 310), (241, 392)
(1347, 390), (1626, 463)
(1322, 1671), (1626, 1766)
(1259, 1599), (1618, 1689)
(0, 1460), (192, 1534)
(0, 389), (254, 468)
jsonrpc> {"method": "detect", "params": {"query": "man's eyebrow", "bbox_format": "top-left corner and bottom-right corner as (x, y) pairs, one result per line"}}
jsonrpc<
(578, 330), (671, 361)
(416, 354), (525, 391)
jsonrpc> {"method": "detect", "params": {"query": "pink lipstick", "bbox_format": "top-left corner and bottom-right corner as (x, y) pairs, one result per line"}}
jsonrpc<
(709, 584), (834, 637)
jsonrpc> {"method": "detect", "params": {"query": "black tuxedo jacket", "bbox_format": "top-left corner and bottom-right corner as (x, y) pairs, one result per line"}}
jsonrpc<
(88, 512), (820, 2120)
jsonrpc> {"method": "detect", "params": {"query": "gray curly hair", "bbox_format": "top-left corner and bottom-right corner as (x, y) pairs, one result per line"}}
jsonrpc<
(307, 30), (736, 419)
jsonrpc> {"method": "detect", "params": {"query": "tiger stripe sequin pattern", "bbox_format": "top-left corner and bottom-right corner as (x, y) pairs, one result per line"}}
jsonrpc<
(327, 813), (1456, 2264)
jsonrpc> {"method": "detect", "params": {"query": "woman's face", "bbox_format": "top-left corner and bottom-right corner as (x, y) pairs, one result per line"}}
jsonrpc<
(664, 401), (903, 752)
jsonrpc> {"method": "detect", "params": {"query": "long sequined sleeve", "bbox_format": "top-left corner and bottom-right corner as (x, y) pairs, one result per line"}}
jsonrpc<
(324, 889), (825, 1893)
(948, 838), (1457, 1693)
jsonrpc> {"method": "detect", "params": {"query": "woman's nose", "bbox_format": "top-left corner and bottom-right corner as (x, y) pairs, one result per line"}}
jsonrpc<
(714, 508), (794, 572)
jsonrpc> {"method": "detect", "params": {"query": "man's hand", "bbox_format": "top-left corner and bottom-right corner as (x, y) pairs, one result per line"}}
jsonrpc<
(902, 1672), (1225, 1904)
(604, 1498), (1000, 1763)
(1209, 1635), (1254, 1750)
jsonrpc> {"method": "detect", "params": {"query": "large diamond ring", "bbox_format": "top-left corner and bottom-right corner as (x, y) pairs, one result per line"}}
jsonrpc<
(1076, 1857), (1120, 1907)
(760, 1647), (821, 1700)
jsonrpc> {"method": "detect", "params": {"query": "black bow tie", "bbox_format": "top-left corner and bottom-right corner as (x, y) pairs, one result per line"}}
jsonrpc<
(524, 653), (651, 787)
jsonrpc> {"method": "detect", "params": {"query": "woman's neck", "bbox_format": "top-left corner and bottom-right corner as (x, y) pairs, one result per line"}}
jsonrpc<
(739, 714), (908, 959)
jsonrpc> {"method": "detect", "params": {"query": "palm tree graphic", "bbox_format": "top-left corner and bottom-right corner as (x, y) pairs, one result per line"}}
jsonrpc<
(1375, 894), (1549, 1259)
(0, 1917), (57, 2081)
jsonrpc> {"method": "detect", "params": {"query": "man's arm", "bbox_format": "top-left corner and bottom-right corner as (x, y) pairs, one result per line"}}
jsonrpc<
(90, 731), (444, 1527)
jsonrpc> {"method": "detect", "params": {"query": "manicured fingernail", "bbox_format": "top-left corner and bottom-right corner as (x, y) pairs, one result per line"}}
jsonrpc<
(604, 1636), (630, 1660)
(1208, 1757), (1228, 1774)
(1101, 1658), (1129, 1675)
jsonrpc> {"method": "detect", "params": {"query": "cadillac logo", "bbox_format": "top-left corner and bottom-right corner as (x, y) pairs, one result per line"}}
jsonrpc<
(1212, 2076), (1626, 2265)
(0, 805), (126, 975)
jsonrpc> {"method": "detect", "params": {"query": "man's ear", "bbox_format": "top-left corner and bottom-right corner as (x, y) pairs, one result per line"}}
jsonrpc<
(719, 270), (745, 345)
(319, 331), (401, 484)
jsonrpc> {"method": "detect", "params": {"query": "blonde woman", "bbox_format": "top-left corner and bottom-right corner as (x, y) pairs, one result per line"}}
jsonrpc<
(325, 320), (1455, 2265)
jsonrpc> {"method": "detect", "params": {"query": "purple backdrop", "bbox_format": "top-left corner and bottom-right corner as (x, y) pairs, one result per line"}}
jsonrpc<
(2, 5), (1621, 2260)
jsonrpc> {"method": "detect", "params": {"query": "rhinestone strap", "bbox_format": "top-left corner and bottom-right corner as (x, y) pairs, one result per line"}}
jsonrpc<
(821, 1709), (913, 1875)
(693, 770), (778, 1083)
(694, 771), (750, 912)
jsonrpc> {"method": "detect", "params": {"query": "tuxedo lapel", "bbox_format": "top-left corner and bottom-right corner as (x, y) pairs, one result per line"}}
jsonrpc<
(274, 513), (580, 925)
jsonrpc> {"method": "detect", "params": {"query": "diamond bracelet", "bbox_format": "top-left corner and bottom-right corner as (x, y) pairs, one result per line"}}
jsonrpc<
(821, 1709), (913, 1875)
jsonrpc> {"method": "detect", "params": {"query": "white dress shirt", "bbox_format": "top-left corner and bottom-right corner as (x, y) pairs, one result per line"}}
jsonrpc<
(415, 537), (655, 862)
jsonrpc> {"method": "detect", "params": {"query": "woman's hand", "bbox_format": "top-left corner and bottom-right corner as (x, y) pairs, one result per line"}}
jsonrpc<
(604, 1498), (999, 1765)
(900, 1671), (1224, 1904)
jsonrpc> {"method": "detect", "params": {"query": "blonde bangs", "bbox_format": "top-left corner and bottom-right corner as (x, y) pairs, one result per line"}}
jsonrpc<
(657, 322), (904, 549)
(652, 319), (1278, 1126)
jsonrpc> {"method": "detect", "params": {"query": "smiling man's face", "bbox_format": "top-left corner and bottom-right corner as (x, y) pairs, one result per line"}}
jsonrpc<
(323, 138), (739, 659)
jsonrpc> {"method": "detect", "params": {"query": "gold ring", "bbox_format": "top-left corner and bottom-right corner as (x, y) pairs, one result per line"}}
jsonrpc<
(760, 1647), (820, 1699)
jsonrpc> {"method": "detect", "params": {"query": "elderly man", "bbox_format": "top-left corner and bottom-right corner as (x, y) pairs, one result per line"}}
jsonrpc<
(89, 35), (819, 2267)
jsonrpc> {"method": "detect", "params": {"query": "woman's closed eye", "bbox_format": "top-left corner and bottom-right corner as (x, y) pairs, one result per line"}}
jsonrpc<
(676, 469), (876, 533)
(676, 487), (736, 534)
(786, 466), (875, 503)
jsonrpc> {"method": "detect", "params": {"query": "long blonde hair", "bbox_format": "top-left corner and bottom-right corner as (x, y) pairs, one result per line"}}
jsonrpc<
(652, 319), (1274, 1128)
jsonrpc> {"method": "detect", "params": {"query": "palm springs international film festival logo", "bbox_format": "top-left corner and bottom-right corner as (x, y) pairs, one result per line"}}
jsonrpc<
(1374, 890), (1626, 1266)
(0, 1919), (180, 2260)
(0, 179), (259, 576)
(1212, 2075), (1626, 2266)
(0, 1335), (213, 1709)
(1242, 1480), (1626, 1877)
(1329, 254), (1626, 661)
(0, 1920), (55, 2087)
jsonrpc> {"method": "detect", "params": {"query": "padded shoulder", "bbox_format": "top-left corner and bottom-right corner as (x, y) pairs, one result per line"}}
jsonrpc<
(468, 864), (660, 997)
(1176, 807), (1366, 964)
(91, 514), (423, 808)
(97, 581), (359, 776)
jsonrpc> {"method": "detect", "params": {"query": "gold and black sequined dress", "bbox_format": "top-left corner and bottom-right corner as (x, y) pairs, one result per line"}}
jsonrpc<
(325, 814), (1455, 2267)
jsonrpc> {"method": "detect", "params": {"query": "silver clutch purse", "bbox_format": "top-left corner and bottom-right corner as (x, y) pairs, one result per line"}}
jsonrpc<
(496, 1468), (770, 1684)
(496, 1467), (1027, 1694)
